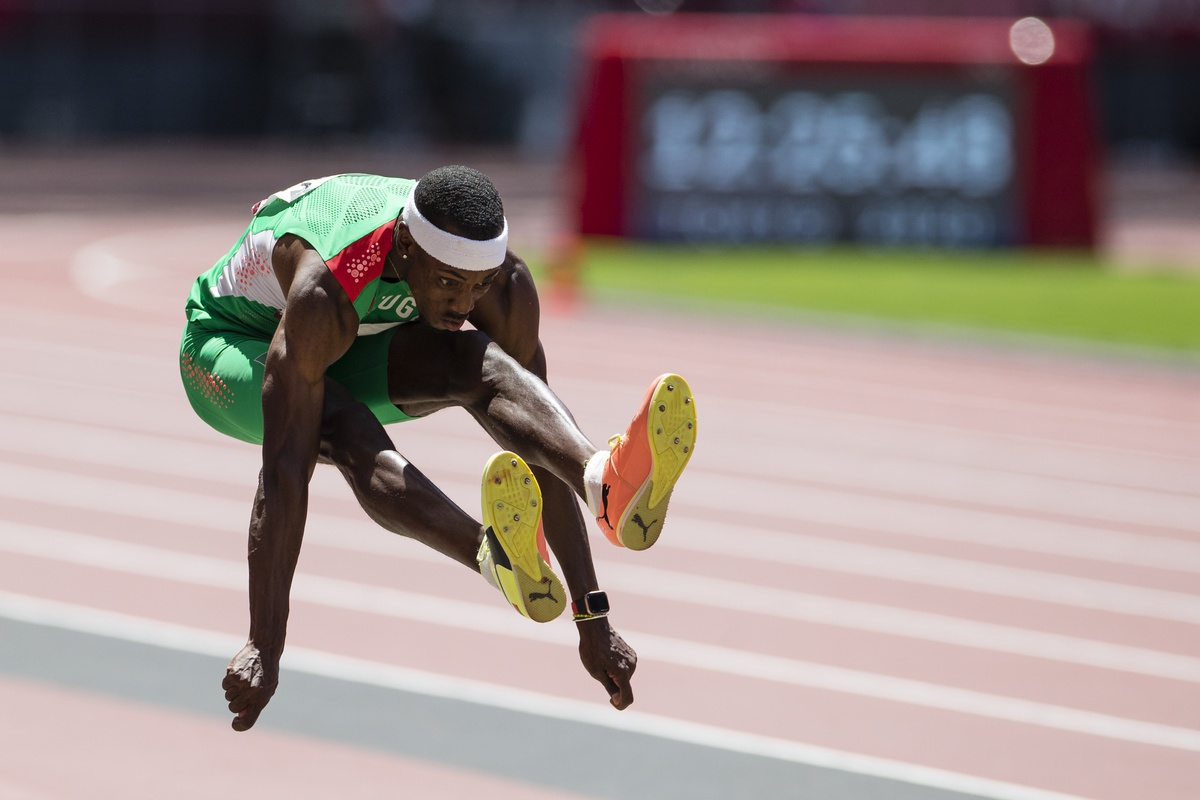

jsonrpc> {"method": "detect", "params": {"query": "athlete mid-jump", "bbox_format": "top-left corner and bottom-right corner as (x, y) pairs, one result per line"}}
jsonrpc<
(179, 166), (697, 730)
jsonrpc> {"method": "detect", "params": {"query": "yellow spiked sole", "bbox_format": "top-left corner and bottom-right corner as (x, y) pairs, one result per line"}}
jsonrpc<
(481, 452), (565, 622)
(620, 374), (697, 551)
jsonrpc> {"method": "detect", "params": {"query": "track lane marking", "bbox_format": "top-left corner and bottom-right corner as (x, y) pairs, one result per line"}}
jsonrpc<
(598, 562), (1200, 683)
(0, 590), (1108, 800)
(61, 231), (1200, 436)
(5, 420), (1200, 575)
(11, 504), (1200, 683)
(553, 339), (1200, 432)
(3, 523), (1200, 754)
(3, 438), (1199, 681)
(4, 461), (1200, 626)
(671, 520), (1200, 623)
(3, 326), (1198, 476)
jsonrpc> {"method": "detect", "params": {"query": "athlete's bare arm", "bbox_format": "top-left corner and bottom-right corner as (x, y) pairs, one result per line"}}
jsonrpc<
(222, 234), (358, 731)
(470, 251), (637, 710)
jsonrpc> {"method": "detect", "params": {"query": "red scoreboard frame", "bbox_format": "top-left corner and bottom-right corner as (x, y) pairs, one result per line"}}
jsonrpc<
(572, 14), (1099, 248)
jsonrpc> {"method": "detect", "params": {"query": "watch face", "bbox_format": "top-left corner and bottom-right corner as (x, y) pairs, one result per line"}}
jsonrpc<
(586, 591), (610, 614)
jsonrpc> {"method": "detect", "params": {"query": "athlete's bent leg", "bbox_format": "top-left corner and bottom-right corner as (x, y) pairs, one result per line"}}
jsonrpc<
(381, 324), (698, 554)
(317, 378), (482, 569)
(386, 326), (597, 498)
(319, 380), (565, 621)
(468, 342), (597, 492)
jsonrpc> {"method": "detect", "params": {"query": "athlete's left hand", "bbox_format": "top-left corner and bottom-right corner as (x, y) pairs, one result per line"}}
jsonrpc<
(577, 618), (637, 709)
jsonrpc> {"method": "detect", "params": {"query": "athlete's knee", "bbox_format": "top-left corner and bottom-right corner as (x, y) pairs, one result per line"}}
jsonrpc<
(471, 340), (531, 400)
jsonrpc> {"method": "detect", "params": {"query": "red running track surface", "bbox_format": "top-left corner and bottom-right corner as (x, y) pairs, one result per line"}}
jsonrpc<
(1, 207), (1198, 800)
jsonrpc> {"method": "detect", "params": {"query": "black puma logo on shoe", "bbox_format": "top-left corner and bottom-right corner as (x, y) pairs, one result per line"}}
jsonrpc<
(529, 578), (558, 604)
(599, 483), (613, 529)
(631, 513), (658, 543)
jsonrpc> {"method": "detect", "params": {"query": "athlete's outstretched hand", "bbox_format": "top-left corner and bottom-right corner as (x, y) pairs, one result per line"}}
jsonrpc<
(578, 619), (637, 710)
(222, 642), (279, 731)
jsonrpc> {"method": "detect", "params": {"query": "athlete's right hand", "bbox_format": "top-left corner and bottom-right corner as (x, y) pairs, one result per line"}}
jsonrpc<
(578, 618), (637, 710)
(222, 642), (279, 732)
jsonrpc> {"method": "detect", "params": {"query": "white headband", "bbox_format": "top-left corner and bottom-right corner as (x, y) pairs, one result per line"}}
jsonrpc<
(400, 184), (509, 271)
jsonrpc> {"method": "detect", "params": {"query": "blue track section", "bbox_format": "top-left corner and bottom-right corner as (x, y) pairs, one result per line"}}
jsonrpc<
(0, 616), (992, 800)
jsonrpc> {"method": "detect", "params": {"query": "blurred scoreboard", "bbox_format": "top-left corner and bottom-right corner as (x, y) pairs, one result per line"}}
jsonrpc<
(573, 15), (1098, 248)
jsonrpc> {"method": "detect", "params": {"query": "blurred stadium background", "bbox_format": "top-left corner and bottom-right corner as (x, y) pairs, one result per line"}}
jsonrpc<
(0, 0), (1198, 259)
(1, 0), (1198, 161)
(1, 2), (1199, 800)
(1, 0), (1198, 344)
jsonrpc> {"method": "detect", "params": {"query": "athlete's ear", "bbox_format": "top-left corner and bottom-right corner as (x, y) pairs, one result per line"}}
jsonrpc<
(394, 222), (418, 259)
(388, 221), (417, 281)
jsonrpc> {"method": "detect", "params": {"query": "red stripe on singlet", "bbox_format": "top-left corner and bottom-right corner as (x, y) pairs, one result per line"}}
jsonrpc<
(325, 220), (395, 303)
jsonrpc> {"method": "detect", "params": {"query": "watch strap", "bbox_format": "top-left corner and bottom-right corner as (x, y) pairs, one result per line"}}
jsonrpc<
(571, 590), (610, 619)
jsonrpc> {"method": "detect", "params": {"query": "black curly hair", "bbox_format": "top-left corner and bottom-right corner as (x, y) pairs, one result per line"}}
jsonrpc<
(413, 165), (505, 241)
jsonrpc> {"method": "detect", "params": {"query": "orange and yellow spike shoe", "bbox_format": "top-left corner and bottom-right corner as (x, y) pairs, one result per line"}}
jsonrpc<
(478, 451), (565, 622)
(596, 374), (697, 550)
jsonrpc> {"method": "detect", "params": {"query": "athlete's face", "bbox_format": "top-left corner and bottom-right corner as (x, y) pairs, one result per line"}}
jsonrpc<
(407, 257), (499, 331)
(394, 224), (500, 331)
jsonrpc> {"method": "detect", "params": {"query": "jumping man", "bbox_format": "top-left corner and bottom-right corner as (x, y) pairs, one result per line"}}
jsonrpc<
(179, 167), (697, 731)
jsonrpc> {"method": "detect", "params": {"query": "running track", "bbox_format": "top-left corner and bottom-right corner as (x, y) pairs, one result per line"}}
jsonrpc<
(1, 166), (1199, 799)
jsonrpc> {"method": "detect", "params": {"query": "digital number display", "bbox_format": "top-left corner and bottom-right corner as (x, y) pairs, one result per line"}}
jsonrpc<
(632, 67), (1019, 247)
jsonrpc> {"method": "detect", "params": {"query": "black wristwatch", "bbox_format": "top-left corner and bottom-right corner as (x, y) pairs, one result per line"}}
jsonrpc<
(571, 590), (610, 619)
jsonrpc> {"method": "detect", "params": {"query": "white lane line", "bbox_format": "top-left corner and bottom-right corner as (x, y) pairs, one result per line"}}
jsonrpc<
(700, 437), (1200, 532)
(677, 471), (1200, 573)
(4, 332), (1198, 496)
(3, 522), (1200, 755)
(5, 479), (1199, 687)
(5, 334), (1198, 527)
(0, 302), (180, 341)
(289, 507), (1200, 684)
(59, 216), (1175, 425)
(597, 562), (1200, 684)
(559, 362), (1200, 432)
(0, 413), (262, 483)
(0, 590), (1096, 800)
(17, 405), (1200, 541)
(785, 373), (1200, 433)
(0, 336), (164, 372)
(307, 521), (1200, 683)
(0, 382), (224, 445)
(669, 520), (1200, 625)
(0, 368), (177, 406)
(556, 376), (1200, 492)
(42, 237), (1200, 440)
(7, 330), (1197, 464)
(563, 368), (1200, 483)
(552, 350), (1200, 434)
(4, 461), (1200, 626)
(6, 416), (1200, 577)
(6, 290), (1196, 461)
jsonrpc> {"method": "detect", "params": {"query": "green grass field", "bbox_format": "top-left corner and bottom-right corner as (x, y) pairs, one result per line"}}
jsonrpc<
(545, 242), (1200, 354)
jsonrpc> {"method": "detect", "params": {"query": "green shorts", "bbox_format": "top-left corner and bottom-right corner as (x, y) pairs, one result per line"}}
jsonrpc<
(179, 322), (416, 445)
